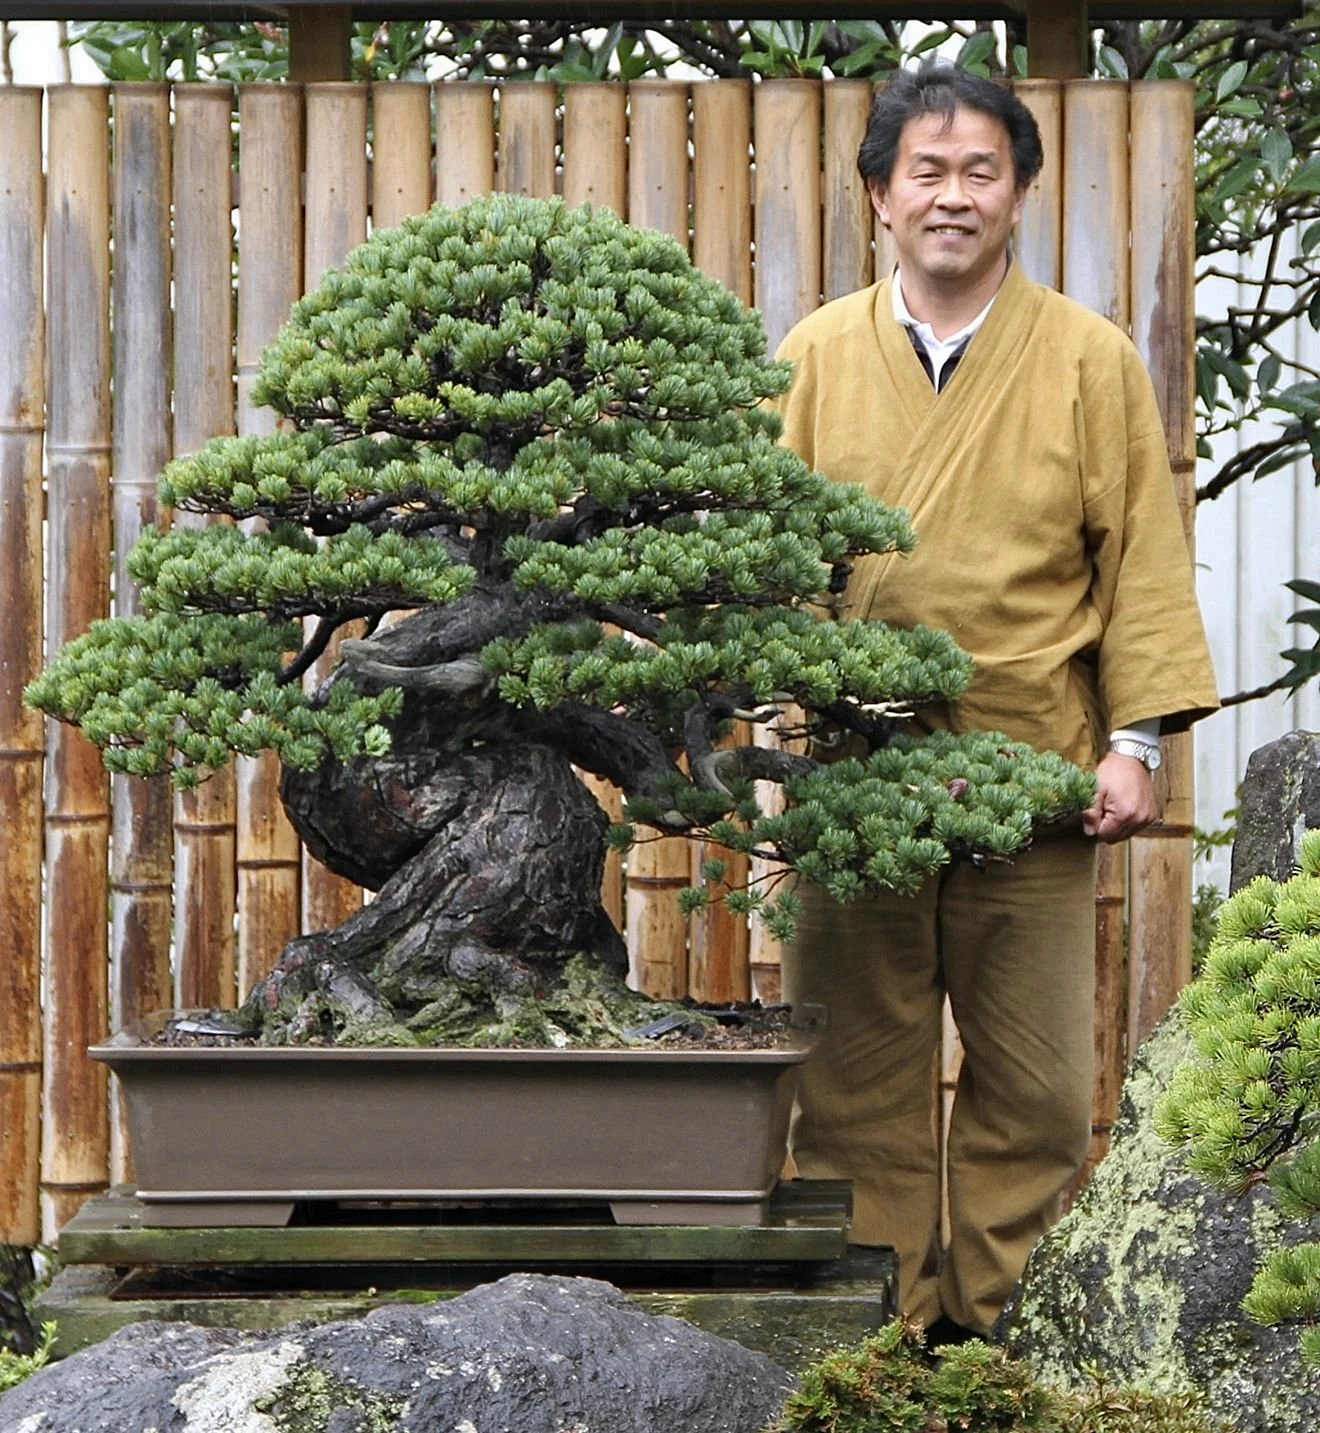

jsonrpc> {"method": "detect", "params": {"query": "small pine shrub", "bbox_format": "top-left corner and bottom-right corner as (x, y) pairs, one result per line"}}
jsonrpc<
(770, 1324), (1225, 1432)
(1156, 829), (1320, 1365)
(0, 1322), (56, 1393)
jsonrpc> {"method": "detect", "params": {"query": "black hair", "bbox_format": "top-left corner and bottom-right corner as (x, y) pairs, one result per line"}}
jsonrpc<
(857, 62), (1044, 190)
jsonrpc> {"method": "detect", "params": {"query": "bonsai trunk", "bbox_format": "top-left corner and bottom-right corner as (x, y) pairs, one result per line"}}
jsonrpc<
(244, 741), (635, 1045)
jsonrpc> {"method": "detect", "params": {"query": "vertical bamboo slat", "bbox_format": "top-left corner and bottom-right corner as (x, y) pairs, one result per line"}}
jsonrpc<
(563, 84), (627, 215)
(749, 80), (822, 1005)
(434, 83), (495, 206)
(1059, 83), (1133, 1196)
(301, 83), (369, 936)
(42, 86), (112, 1238)
(823, 80), (873, 301)
(235, 86), (305, 994)
(1062, 81), (1130, 327)
(172, 85), (239, 1010)
(0, 88), (45, 1246)
(1011, 79), (1064, 289)
(497, 82), (556, 198)
(580, 772), (624, 934)
(621, 80), (695, 997)
(1067, 843), (1127, 1201)
(626, 832), (692, 1001)
(689, 80), (755, 1002)
(109, 85), (174, 1181)
(693, 81), (752, 304)
(561, 86), (628, 934)
(1127, 81), (1197, 1050)
(371, 83), (432, 229)
(628, 81), (689, 242)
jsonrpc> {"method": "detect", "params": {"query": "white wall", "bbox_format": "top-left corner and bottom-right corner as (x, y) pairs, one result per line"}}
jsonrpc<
(1195, 230), (1320, 894)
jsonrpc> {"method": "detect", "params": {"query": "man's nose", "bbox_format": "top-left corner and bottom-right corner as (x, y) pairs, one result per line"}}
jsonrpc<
(936, 177), (971, 208)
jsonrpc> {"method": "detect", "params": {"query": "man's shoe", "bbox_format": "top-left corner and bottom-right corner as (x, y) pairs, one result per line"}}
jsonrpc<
(922, 1314), (986, 1358)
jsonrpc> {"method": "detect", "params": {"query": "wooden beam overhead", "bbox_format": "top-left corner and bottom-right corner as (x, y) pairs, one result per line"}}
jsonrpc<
(1028, 0), (1089, 78)
(0, 0), (1302, 20)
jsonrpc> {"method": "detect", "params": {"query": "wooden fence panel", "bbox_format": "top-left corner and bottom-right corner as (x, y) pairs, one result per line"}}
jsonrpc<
(1128, 81), (1197, 1048)
(42, 85), (112, 1241)
(235, 85), (305, 994)
(0, 86), (46, 1246)
(172, 85), (239, 1011)
(109, 83), (174, 1182)
(302, 83), (369, 936)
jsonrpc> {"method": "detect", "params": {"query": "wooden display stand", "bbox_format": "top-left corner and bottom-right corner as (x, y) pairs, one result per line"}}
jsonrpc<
(38, 1180), (895, 1372)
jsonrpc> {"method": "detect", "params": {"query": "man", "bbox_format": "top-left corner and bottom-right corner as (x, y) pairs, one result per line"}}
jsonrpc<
(775, 64), (1218, 1345)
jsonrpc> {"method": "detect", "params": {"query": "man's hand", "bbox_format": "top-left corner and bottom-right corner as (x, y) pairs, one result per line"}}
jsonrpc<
(1081, 752), (1161, 844)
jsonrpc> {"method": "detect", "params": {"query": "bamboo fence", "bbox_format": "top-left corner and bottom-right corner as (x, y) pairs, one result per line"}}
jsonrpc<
(0, 78), (1197, 1244)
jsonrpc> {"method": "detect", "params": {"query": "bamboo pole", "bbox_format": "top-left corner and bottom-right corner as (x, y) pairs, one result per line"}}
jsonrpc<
(302, 83), (369, 935)
(628, 81), (689, 243)
(619, 78), (698, 996)
(0, 87), (45, 1246)
(560, 86), (627, 935)
(580, 773), (625, 934)
(1127, 81), (1197, 1050)
(42, 86), (112, 1239)
(497, 82), (556, 199)
(435, 83), (495, 206)
(1067, 842), (1127, 1202)
(1011, 79), (1064, 289)
(109, 84), (174, 1182)
(870, 81), (898, 280)
(371, 83), (432, 229)
(1059, 81), (1133, 1197)
(1062, 81), (1130, 329)
(690, 81), (757, 1001)
(235, 85), (305, 994)
(692, 80), (752, 304)
(563, 84), (626, 216)
(626, 831), (692, 1001)
(749, 79), (822, 1004)
(823, 79), (873, 301)
(172, 85), (239, 1011)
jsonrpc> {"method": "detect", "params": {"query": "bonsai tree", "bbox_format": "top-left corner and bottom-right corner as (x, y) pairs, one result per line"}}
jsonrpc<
(27, 195), (1092, 1046)
(1156, 829), (1320, 1366)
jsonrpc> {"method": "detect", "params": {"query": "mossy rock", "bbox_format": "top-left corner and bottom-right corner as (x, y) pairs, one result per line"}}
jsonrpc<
(1000, 1013), (1320, 1433)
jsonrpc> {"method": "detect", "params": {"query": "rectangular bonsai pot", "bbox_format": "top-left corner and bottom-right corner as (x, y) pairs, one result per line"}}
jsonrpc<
(91, 1013), (813, 1228)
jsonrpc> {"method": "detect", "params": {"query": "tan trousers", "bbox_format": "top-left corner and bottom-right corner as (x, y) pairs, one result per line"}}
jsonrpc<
(783, 833), (1097, 1333)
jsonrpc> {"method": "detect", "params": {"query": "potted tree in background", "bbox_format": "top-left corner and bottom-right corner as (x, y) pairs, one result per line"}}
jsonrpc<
(27, 195), (1092, 1226)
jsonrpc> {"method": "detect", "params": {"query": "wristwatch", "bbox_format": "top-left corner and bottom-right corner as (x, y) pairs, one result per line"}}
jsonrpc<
(1109, 737), (1162, 772)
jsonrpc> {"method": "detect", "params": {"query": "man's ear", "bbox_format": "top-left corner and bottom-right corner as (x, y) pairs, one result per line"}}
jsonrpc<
(866, 178), (890, 227)
(1011, 182), (1029, 228)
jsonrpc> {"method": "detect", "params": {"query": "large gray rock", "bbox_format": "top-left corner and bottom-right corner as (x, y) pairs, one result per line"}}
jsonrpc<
(0, 1273), (790, 1433)
(1230, 729), (1320, 892)
(1000, 1014), (1320, 1433)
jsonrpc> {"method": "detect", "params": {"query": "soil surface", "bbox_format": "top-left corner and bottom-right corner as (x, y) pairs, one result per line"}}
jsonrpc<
(151, 1000), (801, 1051)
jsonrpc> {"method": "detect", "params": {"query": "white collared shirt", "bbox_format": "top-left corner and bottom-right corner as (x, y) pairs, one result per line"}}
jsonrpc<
(890, 269), (1162, 753)
(891, 269), (995, 390)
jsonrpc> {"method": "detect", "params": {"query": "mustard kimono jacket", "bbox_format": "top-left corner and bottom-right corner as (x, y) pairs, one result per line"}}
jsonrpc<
(774, 263), (1219, 768)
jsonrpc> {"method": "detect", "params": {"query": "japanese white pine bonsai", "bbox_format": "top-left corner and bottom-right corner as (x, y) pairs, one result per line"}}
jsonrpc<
(28, 195), (1092, 1046)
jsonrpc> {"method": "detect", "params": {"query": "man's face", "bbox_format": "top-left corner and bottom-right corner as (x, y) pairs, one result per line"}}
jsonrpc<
(868, 106), (1027, 294)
